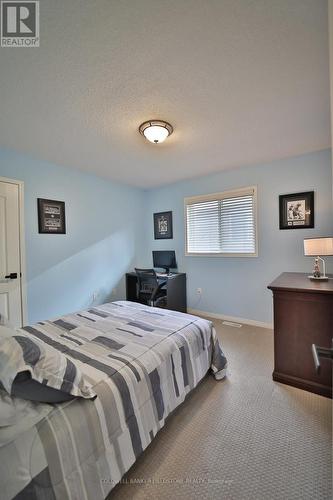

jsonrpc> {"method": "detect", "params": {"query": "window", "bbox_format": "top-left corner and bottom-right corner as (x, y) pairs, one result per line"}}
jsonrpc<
(185, 186), (257, 256)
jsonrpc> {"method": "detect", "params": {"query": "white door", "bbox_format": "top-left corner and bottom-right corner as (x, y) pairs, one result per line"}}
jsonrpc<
(0, 181), (23, 327)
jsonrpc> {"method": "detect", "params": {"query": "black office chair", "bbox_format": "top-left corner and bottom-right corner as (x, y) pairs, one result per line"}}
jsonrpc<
(134, 268), (167, 307)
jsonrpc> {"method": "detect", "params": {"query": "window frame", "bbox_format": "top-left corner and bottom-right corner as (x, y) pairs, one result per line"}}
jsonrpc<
(184, 185), (258, 257)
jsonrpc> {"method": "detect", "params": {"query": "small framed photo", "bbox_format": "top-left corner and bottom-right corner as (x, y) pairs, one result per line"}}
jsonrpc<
(154, 211), (173, 239)
(279, 191), (314, 230)
(38, 198), (66, 234)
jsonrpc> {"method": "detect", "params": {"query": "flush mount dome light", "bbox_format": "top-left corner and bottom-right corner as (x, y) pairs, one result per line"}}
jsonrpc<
(139, 120), (173, 144)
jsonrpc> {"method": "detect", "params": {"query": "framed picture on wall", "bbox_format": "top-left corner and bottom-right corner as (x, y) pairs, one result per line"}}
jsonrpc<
(38, 198), (66, 234)
(279, 191), (314, 230)
(154, 211), (173, 239)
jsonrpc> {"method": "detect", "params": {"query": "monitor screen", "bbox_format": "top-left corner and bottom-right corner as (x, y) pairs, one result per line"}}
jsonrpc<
(152, 250), (177, 272)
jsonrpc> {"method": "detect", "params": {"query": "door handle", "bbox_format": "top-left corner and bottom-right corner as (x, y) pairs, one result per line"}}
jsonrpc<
(5, 273), (17, 280)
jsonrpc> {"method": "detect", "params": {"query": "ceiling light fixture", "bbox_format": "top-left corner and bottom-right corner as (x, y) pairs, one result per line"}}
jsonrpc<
(139, 120), (173, 144)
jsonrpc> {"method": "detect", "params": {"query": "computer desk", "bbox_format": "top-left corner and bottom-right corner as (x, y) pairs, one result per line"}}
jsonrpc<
(125, 272), (187, 313)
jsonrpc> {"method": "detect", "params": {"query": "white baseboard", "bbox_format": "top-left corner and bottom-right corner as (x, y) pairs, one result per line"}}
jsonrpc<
(187, 307), (273, 330)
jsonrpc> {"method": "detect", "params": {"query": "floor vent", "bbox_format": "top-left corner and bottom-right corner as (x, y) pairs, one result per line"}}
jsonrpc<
(222, 321), (242, 328)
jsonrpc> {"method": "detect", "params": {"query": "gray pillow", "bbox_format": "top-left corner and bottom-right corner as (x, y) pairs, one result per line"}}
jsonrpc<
(12, 372), (75, 404)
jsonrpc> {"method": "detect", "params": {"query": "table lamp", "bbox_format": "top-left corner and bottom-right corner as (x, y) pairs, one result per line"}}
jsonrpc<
(304, 237), (333, 281)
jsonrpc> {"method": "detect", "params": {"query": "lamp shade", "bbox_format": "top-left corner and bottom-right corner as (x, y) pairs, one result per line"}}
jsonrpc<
(143, 125), (169, 144)
(304, 237), (333, 256)
(139, 120), (173, 144)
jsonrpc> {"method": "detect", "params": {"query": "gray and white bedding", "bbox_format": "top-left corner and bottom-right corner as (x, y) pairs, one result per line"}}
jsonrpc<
(0, 300), (227, 500)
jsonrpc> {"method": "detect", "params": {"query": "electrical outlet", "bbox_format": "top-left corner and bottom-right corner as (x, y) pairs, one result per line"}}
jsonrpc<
(92, 291), (99, 302)
(196, 287), (202, 295)
(112, 287), (117, 296)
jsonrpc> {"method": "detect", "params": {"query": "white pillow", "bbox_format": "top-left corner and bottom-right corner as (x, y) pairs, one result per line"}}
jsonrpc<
(0, 387), (50, 427)
(0, 325), (16, 338)
(0, 327), (96, 402)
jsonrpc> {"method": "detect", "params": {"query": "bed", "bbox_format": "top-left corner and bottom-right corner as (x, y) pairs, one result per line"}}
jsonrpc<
(0, 300), (227, 500)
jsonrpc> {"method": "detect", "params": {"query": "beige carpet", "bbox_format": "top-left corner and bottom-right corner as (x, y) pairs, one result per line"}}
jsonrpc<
(110, 319), (332, 499)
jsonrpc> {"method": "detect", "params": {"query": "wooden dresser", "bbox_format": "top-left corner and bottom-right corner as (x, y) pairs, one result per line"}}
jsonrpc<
(268, 272), (332, 398)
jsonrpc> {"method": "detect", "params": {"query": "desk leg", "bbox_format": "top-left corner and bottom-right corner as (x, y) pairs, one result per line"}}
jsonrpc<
(166, 275), (187, 312)
(126, 275), (139, 303)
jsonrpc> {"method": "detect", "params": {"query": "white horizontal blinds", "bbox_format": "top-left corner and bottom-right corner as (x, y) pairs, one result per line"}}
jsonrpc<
(186, 200), (220, 253)
(220, 194), (255, 253)
(186, 187), (256, 255)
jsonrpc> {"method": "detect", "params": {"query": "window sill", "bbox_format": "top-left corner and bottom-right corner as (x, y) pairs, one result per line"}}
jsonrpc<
(185, 252), (258, 258)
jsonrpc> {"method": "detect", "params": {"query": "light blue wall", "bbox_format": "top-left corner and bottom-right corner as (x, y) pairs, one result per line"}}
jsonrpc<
(144, 150), (333, 324)
(1, 148), (332, 326)
(0, 149), (146, 324)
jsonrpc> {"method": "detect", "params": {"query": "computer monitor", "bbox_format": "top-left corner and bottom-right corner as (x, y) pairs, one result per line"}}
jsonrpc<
(152, 250), (177, 274)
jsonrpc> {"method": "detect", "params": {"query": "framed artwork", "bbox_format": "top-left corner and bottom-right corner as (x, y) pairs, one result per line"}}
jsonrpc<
(279, 191), (314, 230)
(38, 198), (66, 234)
(154, 211), (173, 239)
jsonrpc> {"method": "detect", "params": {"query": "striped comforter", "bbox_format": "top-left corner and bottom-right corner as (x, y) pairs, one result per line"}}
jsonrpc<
(0, 300), (227, 500)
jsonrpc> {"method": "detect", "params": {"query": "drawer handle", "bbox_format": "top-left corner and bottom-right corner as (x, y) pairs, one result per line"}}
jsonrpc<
(312, 344), (333, 374)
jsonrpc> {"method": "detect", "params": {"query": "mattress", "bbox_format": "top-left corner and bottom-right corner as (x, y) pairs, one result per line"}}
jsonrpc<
(0, 300), (227, 499)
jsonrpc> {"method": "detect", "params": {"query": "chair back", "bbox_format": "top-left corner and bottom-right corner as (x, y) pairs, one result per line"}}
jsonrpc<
(134, 268), (158, 301)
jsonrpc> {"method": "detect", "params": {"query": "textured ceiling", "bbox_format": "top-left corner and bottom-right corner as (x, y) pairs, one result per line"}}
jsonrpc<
(0, 0), (330, 188)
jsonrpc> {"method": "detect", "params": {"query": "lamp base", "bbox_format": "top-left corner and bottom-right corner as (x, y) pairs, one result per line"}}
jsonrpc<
(308, 275), (329, 282)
